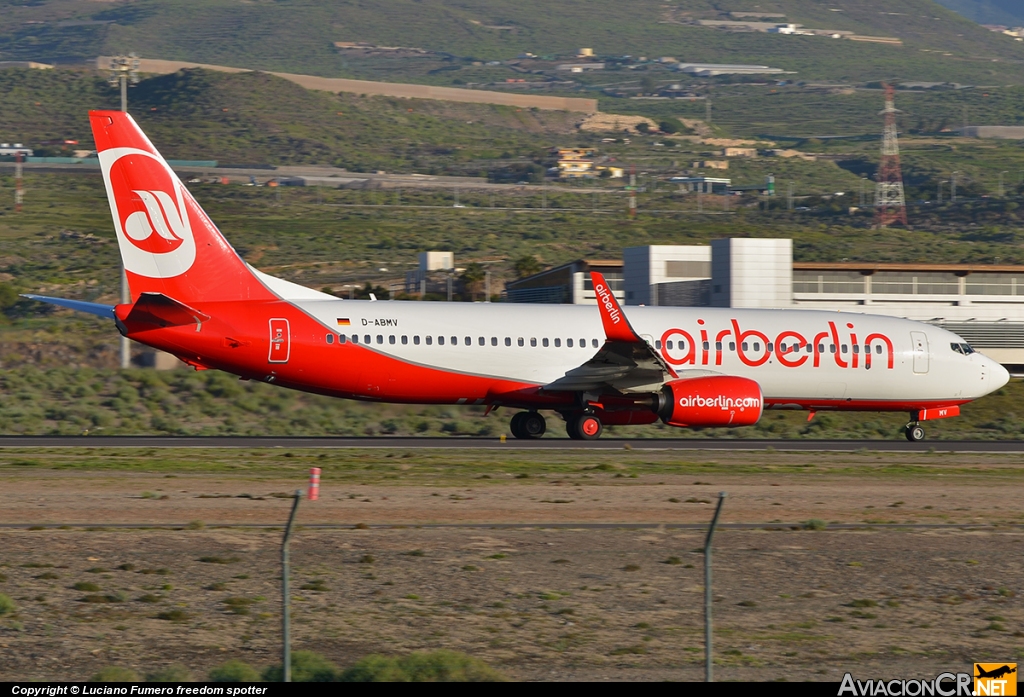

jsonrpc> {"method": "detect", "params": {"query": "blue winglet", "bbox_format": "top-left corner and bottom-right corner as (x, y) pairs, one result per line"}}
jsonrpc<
(20, 294), (116, 319)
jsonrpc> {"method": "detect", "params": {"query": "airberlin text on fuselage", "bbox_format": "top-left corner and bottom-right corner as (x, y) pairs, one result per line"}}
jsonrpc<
(660, 319), (895, 371)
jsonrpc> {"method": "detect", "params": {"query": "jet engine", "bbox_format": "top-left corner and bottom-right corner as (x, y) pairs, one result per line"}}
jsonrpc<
(657, 375), (763, 428)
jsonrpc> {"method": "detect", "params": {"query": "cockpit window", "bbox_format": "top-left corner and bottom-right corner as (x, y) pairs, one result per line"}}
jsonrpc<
(951, 342), (963, 355)
(951, 342), (976, 355)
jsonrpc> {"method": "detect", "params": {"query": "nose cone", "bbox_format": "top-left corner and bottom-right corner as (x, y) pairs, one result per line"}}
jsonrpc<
(991, 359), (1011, 392)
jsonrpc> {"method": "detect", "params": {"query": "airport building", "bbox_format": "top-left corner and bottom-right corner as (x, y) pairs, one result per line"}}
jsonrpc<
(506, 238), (1024, 368)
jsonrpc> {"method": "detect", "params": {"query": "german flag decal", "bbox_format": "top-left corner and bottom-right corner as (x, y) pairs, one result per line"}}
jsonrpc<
(337, 318), (351, 326)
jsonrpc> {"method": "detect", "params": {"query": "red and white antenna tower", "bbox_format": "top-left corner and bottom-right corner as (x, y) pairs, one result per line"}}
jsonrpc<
(875, 83), (908, 227)
(15, 150), (23, 213)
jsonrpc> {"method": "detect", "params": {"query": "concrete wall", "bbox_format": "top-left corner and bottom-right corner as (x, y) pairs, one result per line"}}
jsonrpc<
(710, 238), (792, 308)
(623, 245), (711, 305)
(99, 57), (598, 112)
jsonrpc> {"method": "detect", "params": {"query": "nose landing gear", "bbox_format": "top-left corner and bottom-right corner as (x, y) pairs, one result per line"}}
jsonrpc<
(905, 423), (925, 442)
(510, 411), (546, 439)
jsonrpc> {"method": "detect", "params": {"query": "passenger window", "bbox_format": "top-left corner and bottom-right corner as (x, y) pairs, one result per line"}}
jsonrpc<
(518, 337), (524, 346)
(451, 336), (457, 346)
(580, 338), (585, 348)
(753, 342), (760, 351)
(592, 339), (599, 348)
(326, 334), (334, 344)
(741, 342), (748, 351)
(401, 335), (408, 345)
(805, 344), (812, 352)
(829, 345), (836, 354)
(505, 337), (511, 346)
(729, 342), (736, 351)
(543, 338), (549, 347)
(413, 336), (420, 345)
(852, 344), (859, 354)
(465, 337), (471, 346)
(491, 337), (497, 346)
(389, 335), (396, 345)
(530, 338), (537, 347)
(567, 338), (574, 348)
(351, 335), (359, 344)
(438, 336), (445, 346)
(817, 343), (824, 352)
(655, 340), (661, 349)
(841, 344), (848, 354)
(875, 345), (882, 354)
(426, 336), (432, 345)
(478, 337), (484, 346)
(666, 340), (674, 350)
(716, 342), (722, 351)
(377, 335), (384, 344)
(704, 341), (711, 351)
(338, 334), (346, 344)
(555, 338), (561, 347)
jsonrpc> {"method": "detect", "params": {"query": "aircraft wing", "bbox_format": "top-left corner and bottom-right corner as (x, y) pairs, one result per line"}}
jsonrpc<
(20, 294), (115, 318)
(543, 272), (679, 394)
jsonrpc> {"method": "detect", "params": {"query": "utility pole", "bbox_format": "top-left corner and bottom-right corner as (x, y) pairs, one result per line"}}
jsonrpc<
(705, 492), (727, 683)
(938, 180), (947, 204)
(787, 181), (794, 211)
(999, 171), (1008, 197)
(484, 270), (491, 302)
(14, 150), (23, 213)
(951, 171), (958, 203)
(627, 166), (637, 218)
(706, 98), (712, 126)
(109, 54), (140, 369)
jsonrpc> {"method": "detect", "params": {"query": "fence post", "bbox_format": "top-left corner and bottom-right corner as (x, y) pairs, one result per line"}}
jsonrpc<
(281, 489), (302, 682)
(705, 491), (727, 682)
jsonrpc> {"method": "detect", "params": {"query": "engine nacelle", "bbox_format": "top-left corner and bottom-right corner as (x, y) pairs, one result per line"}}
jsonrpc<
(658, 375), (764, 428)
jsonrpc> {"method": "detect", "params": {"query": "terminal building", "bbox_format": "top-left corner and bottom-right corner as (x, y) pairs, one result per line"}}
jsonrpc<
(505, 238), (1024, 369)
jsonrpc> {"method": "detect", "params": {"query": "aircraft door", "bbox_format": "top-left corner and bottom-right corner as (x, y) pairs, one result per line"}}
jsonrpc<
(910, 331), (929, 374)
(269, 318), (291, 363)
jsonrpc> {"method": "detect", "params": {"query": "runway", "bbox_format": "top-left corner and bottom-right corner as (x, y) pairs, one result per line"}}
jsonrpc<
(1, 436), (1023, 452)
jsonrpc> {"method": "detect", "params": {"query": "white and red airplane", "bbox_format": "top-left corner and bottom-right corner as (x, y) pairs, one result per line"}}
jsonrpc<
(26, 111), (1009, 441)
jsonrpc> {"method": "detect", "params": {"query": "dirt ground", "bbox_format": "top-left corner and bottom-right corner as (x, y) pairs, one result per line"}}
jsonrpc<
(0, 450), (1022, 681)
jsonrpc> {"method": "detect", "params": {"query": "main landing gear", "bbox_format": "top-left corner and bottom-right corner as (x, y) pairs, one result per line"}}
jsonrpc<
(510, 411), (546, 439)
(905, 422), (925, 442)
(566, 413), (603, 441)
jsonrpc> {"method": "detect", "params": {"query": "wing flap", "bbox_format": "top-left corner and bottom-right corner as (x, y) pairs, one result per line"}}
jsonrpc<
(543, 272), (677, 394)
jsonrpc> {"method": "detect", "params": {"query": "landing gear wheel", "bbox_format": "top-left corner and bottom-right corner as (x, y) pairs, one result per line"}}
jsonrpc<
(567, 414), (603, 440)
(510, 412), (526, 439)
(520, 412), (546, 439)
(905, 424), (925, 442)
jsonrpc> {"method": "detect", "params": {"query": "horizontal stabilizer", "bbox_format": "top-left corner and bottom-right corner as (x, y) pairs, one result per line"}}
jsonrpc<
(20, 294), (115, 319)
(124, 292), (211, 329)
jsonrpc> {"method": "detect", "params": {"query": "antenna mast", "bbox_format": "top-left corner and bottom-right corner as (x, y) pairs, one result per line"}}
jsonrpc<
(875, 83), (908, 227)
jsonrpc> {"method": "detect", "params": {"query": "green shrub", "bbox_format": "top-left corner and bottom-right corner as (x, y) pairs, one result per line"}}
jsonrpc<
(339, 650), (506, 682)
(262, 651), (339, 682)
(802, 519), (827, 531)
(0, 593), (15, 615)
(209, 660), (260, 682)
(146, 665), (192, 682)
(89, 666), (140, 682)
(73, 582), (101, 592)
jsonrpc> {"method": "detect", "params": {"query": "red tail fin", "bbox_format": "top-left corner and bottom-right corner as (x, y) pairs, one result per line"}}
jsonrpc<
(91, 110), (274, 304)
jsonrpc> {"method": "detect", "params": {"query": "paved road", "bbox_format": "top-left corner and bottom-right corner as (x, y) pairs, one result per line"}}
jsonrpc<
(1, 436), (1023, 452)
(0, 522), (1015, 530)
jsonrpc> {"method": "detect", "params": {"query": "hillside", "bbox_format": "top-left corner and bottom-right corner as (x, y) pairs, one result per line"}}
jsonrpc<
(2, 0), (1024, 84)
(934, 0), (1024, 25)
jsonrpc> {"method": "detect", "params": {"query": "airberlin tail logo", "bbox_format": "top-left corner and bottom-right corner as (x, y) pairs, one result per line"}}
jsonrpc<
(99, 147), (197, 279)
(124, 189), (187, 250)
(595, 283), (621, 324)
